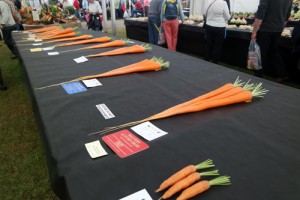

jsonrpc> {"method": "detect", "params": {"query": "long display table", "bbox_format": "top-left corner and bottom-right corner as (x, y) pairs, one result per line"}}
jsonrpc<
(14, 30), (300, 200)
(124, 20), (300, 83)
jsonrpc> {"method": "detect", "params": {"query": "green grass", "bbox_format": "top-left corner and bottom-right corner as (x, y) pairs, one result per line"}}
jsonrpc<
(0, 43), (58, 200)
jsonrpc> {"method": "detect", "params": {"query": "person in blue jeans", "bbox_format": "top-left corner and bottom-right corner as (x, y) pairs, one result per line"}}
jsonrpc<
(148, 0), (163, 45)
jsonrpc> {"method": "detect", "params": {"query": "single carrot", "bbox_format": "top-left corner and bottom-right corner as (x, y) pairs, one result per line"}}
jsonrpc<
(59, 39), (127, 53)
(159, 170), (219, 200)
(85, 44), (152, 58)
(156, 159), (215, 192)
(176, 176), (231, 200)
(57, 36), (111, 47)
(35, 57), (169, 90)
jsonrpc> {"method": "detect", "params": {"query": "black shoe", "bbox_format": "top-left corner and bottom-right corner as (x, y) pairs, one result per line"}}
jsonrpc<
(0, 84), (7, 91)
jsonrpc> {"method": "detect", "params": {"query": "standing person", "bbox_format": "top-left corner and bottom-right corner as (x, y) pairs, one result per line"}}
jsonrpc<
(143, 0), (149, 16)
(0, 0), (18, 59)
(204, 0), (230, 64)
(86, 0), (102, 31)
(160, 0), (184, 51)
(148, 0), (162, 45)
(114, 0), (120, 18)
(74, 0), (83, 21)
(251, 0), (292, 82)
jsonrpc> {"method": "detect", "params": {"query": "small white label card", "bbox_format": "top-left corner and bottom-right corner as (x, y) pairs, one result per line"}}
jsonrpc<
(82, 79), (102, 88)
(96, 104), (115, 119)
(85, 140), (108, 158)
(131, 121), (168, 141)
(74, 56), (88, 63)
(28, 33), (36, 38)
(34, 39), (43, 42)
(30, 48), (43, 52)
(48, 52), (59, 56)
(27, 38), (35, 41)
(42, 46), (55, 51)
(12, 30), (20, 33)
(119, 189), (153, 200)
(33, 43), (42, 46)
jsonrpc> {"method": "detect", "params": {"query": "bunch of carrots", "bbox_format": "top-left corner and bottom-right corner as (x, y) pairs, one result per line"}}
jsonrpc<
(90, 78), (268, 135)
(36, 57), (169, 90)
(19, 26), (81, 41)
(84, 44), (152, 58)
(58, 39), (129, 53)
(156, 159), (231, 200)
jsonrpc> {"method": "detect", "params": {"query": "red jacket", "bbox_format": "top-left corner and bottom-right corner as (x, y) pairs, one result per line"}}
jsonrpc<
(73, 0), (80, 10)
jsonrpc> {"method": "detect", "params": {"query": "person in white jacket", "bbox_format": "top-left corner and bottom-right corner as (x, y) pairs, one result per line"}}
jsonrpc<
(204, 0), (230, 64)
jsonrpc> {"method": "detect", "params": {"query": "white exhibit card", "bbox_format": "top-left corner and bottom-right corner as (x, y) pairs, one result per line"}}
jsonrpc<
(85, 140), (108, 158)
(32, 43), (42, 46)
(74, 56), (88, 63)
(82, 79), (102, 88)
(48, 52), (59, 56)
(28, 33), (36, 38)
(96, 104), (115, 119)
(42, 46), (54, 51)
(30, 48), (43, 52)
(32, 10), (40, 21)
(119, 189), (153, 200)
(131, 121), (168, 141)
(27, 38), (35, 41)
(34, 39), (43, 42)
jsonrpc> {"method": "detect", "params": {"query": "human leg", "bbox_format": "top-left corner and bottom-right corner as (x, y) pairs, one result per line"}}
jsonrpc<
(204, 25), (214, 62)
(211, 27), (225, 64)
(162, 20), (173, 50)
(270, 32), (289, 80)
(170, 19), (179, 51)
(255, 31), (272, 77)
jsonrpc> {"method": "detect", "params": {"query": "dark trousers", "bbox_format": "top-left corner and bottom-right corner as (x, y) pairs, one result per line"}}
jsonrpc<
(148, 16), (160, 45)
(204, 25), (226, 64)
(2, 24), (17, 54)
(255, 31), (288, 78)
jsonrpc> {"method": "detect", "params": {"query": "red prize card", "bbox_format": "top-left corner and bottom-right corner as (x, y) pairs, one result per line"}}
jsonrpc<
(102, 130), (149, 158)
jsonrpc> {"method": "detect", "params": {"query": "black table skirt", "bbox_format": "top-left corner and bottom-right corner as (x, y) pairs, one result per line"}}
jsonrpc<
(13, 29), (300, 200)
(125, 20), (300, 83)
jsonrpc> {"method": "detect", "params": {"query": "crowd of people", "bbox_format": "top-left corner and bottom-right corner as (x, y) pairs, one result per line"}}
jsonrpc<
(1, 0), (300, 91)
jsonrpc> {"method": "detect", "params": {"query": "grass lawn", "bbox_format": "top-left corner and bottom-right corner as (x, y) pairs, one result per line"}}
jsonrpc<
(0, 43), (58, 200)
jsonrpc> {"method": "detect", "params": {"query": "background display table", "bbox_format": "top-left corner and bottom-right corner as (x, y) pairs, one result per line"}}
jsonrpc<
(14, 30), (300, 200)
(124, 20), (300, 83)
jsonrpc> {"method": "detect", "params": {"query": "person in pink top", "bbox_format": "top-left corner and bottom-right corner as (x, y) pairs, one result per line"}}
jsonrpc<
(143, 0), (150, 16)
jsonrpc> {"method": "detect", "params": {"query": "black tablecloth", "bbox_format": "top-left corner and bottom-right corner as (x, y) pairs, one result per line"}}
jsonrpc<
(125, 20), (300, 83)
(14, 30), (300, 200)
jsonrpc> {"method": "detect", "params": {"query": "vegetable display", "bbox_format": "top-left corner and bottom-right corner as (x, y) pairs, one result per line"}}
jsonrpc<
(159, 170), (219, 199)
(156, 159), (215, 193)
(26, 25), (61, 33)
(56, 36), (111, 47)
(85, 44), (152, 58)
(35, 57), (169, 90)
(90, 78), (268, 135)
(176, 176), (231, 200)
(59, 39), (128, 53)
